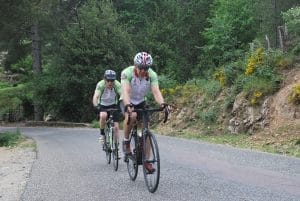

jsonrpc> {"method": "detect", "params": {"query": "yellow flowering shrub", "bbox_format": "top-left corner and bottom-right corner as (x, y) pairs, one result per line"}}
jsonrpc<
(213, 68), (225, 87)
(288, 84), (300, 105)
(245, 48), (265, 76)
(250, 90), (263, 105)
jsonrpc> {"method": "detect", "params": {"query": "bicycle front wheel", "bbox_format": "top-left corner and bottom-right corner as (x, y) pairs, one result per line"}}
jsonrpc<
(127, 133), (138, 181)
(105, 132), (111, 164)
(142, 131), (160, 193)
(112, 141), (119, 171)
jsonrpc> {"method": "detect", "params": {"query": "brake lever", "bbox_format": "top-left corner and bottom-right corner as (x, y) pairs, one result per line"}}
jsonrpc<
(163, 106), (169, 123)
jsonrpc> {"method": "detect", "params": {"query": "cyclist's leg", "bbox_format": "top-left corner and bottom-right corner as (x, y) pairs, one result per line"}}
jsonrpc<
(123, 111), (137, 155)
(99, 109), (108, 143)
(112, 109), (120, 144)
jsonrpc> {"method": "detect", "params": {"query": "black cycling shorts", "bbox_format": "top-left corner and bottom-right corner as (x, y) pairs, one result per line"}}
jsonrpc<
(99, 104), (120, 122)
(128, 101), (146, 121)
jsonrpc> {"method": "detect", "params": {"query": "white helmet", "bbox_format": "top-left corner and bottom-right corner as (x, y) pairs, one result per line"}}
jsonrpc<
(134, 52), (153, 70)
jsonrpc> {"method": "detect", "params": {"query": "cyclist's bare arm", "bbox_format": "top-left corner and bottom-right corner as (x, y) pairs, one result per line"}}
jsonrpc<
(151, 85), (165, 105)
(92, 91), (100, 107)
(121, 82), (131, 107)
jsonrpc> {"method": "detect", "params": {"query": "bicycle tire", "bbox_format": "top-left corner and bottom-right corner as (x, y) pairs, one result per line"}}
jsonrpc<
(127, 132), (138, 181)
(105, 128), (111, 164)
(112, 141), (119, 171)
(142, 131), (160, 193)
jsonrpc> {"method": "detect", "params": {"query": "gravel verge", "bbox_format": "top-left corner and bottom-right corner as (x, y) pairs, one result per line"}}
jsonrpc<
(0, 139), (36, 201)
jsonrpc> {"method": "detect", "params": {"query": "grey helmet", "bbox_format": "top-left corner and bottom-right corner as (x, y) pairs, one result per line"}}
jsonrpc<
(104, 70), (116, 80)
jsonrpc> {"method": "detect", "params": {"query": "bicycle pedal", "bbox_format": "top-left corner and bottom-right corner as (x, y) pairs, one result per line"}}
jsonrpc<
(124, 156), (129, 163)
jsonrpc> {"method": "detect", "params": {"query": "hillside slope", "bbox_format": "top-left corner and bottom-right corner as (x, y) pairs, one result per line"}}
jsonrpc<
(157, 66), (300, 156)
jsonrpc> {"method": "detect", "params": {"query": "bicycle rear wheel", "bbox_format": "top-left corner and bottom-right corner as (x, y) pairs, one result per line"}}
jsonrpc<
(112, 141), (119, 171)
(142, 131), (160, 193)
(126, 133), (138, 181)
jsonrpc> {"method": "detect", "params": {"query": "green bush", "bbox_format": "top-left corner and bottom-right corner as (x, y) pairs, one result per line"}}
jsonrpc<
(91, 119), (99, 128)
(198, 109), (217, 124)
(0, 130), (22, 147)
(11, 55), (32, 76)
(282, 6), (300, 36)
(158, 75), (178, 90)
(186, 78), (222, 98)
(0, 81), (11, 89)
(0, 84), (29, 112)
(201, 80), (222, 98)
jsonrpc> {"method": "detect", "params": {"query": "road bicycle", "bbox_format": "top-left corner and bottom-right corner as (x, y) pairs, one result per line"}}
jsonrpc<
(102, 108), (120, 171)
(125, 106), (169, 193)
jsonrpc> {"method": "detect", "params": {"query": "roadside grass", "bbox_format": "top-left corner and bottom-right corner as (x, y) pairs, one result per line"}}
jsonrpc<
(0, 130), (24, 147)
(91, 119), (99, 128)
(0, 129), (35, 150)
(162, 130), (300, 158)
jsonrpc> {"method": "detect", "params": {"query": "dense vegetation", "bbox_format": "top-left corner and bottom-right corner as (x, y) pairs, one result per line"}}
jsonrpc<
(0, 0), (299, 125)
(0, 130), (23, 147)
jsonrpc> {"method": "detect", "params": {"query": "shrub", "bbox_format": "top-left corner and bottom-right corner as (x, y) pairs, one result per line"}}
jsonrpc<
(197, 107), (218, 125)
(0, 130), (22, 147)
(213, 68), (225, 87)
(288, 84), (300, 105)
(158, 75), (178, 90)
(245, 47), (265, 76)
(11, 55), (32, 75)
(250, 91), (263, 105)
(187, 79), (221, 98)
(282, 6), (300, 37)
(0, 81), (11, 89)
(241, 47), (282, 105)
(243, 77), (277, 95)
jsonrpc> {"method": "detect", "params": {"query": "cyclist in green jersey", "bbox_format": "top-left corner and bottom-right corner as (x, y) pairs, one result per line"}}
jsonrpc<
(93, 70), (122, 144)
(120, 52), (170, 172)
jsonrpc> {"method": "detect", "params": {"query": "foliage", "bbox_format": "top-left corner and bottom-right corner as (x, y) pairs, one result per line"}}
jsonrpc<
(91, 119), (99, 128)
(288, 84), (300, 105)
(245, 48), (265, 76)
(253, 0), (300, 48)
(282, 6), (300, 55)
(198, 108), (218, 124)
(239, 47), (283, 105)
(0, 84), (30, 112)
(10, 55), (33, 80)
(33, 0), (134, 122)
(282, 6), (300, 36)
(1, 0), (299, 123)
(158, 75), (178, 90)
(0, 130), (22, 147)
(189, 79), (222, 98)
(0, 81), (11, 89)
(116, 0), (211, 81)
(213, 68), (226, 87)
(202, 0), (258, 67)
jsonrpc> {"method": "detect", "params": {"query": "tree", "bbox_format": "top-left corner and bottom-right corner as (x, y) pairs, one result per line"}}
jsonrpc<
(34, 0), (134, 121)
(0, 0), (33, 70)
(202, 0), (259, 68)
(114, 0), (211, 82)
(253, 0), (299, 48)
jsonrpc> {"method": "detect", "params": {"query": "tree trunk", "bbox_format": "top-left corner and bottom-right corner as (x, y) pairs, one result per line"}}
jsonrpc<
(31, 22), (43, 121)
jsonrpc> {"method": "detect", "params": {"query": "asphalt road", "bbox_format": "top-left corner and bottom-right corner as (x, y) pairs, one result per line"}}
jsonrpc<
(2, 127), (300, 201)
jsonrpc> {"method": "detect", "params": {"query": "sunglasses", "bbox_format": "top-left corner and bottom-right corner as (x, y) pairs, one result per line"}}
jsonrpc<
(137, 65), (149, 71)
(106, 79), (114, 82)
